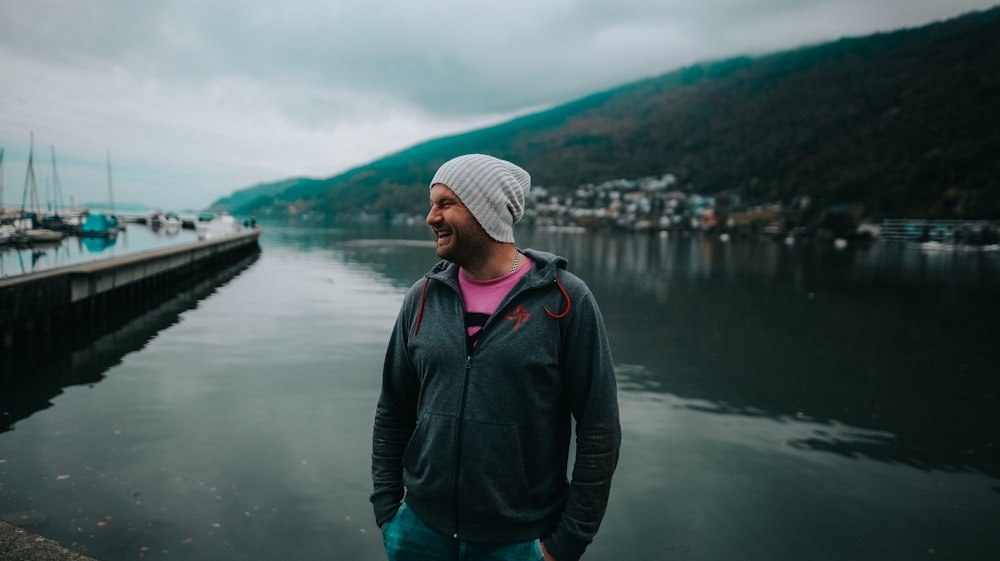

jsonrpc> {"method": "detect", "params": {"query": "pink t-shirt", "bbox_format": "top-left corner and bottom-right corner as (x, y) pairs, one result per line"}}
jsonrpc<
(459, 256), (533, 344)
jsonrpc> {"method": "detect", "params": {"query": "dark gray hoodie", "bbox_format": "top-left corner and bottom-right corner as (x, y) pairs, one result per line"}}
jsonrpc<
(372, 249), (620, 561)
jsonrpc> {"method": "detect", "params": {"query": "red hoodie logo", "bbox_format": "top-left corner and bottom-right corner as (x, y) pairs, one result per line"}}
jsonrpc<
(505, 304), (531, 329)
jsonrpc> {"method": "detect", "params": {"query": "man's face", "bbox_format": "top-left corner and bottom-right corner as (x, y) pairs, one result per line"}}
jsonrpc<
(426, 183), (493, 266)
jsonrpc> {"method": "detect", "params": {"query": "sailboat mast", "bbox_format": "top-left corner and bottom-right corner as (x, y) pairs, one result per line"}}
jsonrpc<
(21, 132), (39, 214)
(106, 148), (116, 216)
(50, 145), (64, 216)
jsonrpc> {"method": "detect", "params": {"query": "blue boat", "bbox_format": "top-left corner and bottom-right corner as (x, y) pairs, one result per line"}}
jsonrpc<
(79, 213), (120, 238)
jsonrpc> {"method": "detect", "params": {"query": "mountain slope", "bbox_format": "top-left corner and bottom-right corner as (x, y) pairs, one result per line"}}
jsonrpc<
(212, 7), (1000, 220)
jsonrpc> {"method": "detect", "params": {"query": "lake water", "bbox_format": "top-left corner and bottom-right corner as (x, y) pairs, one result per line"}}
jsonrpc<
(1, 221), (998, 561)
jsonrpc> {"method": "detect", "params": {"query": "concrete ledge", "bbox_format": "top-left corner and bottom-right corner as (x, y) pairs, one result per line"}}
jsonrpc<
(0, 521), (102, 561)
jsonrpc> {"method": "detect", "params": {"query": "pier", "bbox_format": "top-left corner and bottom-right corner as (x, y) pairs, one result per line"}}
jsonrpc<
(0, 229), (261, 362)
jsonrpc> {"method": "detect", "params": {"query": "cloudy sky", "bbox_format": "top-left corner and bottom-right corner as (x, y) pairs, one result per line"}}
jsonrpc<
(0, 0), (994, 211)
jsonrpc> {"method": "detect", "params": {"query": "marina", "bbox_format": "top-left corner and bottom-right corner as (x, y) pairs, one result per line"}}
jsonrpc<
(0, 222), (261, 363)
(0, 218), (194, 277)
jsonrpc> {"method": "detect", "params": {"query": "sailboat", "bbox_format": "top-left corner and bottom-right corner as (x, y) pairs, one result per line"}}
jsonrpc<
(16, 132), (64, 245)
(78, 149), (121, 238)
(39, 145), (74, 232)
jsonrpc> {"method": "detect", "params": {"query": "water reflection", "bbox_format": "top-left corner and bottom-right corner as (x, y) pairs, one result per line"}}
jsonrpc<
(337, 238), (439, 290)
(524, 230), (1000, 291)
(0, 253), (260, 433)
(522, 231), (999, 480)
(78, 233), (119, 254)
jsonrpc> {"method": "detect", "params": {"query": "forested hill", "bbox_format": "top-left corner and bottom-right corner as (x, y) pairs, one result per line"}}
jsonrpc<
(210, 7), (1000, 220)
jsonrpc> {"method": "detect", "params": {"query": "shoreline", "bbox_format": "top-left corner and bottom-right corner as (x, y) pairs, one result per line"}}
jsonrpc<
(0, 521), (102, 561)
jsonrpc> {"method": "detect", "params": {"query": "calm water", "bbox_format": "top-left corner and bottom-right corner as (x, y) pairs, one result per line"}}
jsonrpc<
(1, 222), (998, 561)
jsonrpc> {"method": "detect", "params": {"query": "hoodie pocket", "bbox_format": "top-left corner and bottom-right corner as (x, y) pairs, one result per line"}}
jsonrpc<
(402, 414), (458, 503)
(458, 419), (535, 522)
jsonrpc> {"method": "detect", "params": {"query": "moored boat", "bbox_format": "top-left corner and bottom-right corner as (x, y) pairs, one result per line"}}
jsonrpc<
(196, 212), (243, 240)
(0, 224), (15, 245)
(78, 213), (120, 238)
(22, 227), (65, 244)
(164, 211), (183, 230)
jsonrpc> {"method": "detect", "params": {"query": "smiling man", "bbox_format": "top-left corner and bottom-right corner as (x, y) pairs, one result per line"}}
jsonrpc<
(371, 154), (621, 561)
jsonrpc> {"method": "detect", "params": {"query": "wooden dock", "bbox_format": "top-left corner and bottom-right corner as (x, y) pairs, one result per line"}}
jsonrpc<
(0, 229), (262, 358)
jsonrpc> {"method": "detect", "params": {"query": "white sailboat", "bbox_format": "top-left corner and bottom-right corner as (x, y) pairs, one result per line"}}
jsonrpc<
(17, 132), (64, 245)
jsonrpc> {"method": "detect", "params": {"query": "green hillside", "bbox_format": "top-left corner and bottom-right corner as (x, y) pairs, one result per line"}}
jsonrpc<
(211, 6), (1000, 221)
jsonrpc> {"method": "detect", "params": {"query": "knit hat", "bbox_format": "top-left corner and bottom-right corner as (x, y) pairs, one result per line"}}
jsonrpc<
(430, 154), (531, 243)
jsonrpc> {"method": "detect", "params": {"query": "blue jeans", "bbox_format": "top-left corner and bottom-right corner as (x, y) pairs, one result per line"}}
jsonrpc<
(382, 504), (545, 561)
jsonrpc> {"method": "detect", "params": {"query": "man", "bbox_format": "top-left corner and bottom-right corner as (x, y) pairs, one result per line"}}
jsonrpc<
(372, 154), (621, 561)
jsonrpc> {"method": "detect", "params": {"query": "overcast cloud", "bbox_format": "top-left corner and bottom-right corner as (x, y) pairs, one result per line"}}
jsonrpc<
(0, 0), (994, 211)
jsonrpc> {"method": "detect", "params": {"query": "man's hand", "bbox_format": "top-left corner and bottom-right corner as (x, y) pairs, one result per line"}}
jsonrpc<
(540, 540), (556, 561)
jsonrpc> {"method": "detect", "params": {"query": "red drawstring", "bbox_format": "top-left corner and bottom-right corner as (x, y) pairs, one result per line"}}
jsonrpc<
(413, 278), (430, 335)
(545, 278), (571, 319)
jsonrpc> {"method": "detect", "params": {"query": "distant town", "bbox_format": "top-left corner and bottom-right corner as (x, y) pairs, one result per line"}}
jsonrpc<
(529, 174), (1000, 248)
(270, 172), (1000, 249)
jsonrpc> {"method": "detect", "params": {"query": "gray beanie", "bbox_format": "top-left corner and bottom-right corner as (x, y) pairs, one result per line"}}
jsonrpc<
(430, 154), (531, 243)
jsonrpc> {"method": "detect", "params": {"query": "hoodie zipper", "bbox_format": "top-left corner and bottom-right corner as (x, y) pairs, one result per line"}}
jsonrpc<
(451, 354), (472, 539)
(449, 283), (518, 539)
